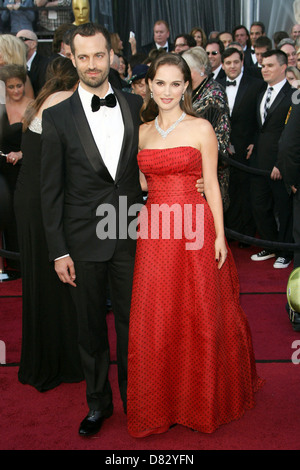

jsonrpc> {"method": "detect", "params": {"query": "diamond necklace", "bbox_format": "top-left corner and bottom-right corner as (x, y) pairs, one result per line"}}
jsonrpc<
(155, 112), (186, 138)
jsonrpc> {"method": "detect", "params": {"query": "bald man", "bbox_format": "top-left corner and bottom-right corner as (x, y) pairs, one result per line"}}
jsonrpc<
(17, 29), (50, 96)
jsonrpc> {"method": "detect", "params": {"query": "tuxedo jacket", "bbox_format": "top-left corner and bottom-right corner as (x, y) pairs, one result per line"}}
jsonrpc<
(29, 53), (50, 97)
(254, 81), (293, 171)
(214, 67), (226, 84)
(40, 87), (143, 263)
(277, 102), (300, 192)
(141, 41), (173, 55)
(219, 73), (265, 160)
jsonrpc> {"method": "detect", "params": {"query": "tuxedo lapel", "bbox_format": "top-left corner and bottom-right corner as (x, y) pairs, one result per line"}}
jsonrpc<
(231, 75), (248, 117)
(70, 90), (114, 182)
(113, 88), (134, 183)
(263, 82), (289, 126)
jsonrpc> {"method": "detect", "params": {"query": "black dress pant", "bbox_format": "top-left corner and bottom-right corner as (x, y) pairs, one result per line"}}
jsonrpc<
(69, 239), (135, 412)
(251, 175), (293, 258)
(225, 165), (256, 237)
(293, 192), (300, 268)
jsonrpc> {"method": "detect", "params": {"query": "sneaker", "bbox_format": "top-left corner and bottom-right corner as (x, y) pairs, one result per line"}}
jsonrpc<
(251, 250), (276, 261)
(273, 257), (292, 269)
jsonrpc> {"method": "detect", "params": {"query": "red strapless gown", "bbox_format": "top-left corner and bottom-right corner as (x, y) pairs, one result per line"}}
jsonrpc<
(127, 146), (263, 437)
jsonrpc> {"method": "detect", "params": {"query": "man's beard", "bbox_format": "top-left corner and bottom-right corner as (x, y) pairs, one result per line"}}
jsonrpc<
(78, 67), (110, 89)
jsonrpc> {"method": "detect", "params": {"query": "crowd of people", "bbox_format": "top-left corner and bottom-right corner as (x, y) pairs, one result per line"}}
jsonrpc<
(0, 7), (300, 440)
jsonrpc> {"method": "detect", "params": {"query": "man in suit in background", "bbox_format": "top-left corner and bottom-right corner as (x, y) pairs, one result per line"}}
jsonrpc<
(278, 102), (300, 269)
(250, 49), (294, 268)
(205, 39), (226, 82)
(16, 29), (50, 97)
(219, 47), (264, 242)
(232, 24), (251, 51)
(141, 19), (173, 55)
(40, 23), (143, 437)
(244, 21), (266, 68)
(277, 101), (300, 327)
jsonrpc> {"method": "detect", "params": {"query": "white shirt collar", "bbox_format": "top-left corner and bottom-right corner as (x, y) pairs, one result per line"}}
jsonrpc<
(78, 82), (114, 107)
(155, 41), (169, 50)
(27, 51), (36, 71)
(266, 78), (287, 93)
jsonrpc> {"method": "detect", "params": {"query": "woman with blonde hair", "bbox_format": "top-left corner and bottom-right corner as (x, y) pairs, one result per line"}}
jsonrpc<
(286, 65), (300, 88)
(0, 34), (34, 98)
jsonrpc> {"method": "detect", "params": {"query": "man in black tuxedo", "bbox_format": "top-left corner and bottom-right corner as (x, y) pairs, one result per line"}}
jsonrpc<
(16, 29), (50, 97)
(40, 23), (143, 437)
(250, 49), (294, 268)
(245, 36), (272, 80)
(244, 22), (265, 68)
(205, 39), (226, 82)
(141, 19), (173, 55)
(219, 48), (264, 241)
(278, 102), (300, 269)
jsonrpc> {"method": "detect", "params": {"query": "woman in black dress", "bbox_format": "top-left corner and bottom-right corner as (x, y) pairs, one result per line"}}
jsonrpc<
(0, 64), (33, 271)
(14, 57), (83, 391)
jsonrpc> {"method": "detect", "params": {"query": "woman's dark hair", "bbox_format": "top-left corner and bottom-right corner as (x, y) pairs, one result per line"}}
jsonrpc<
(23, 57), (78, 130)
(0, 64), (27, 84)
(141, 52), (196, 123)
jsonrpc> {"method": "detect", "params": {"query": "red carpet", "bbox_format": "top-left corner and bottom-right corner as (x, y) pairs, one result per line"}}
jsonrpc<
(1, 241), (300, 450)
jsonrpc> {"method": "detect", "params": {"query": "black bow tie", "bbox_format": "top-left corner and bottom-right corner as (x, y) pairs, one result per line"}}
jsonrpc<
(226, 80), (236, 87)
(251, 49), (255, 54)
(91, 93), (116, 112)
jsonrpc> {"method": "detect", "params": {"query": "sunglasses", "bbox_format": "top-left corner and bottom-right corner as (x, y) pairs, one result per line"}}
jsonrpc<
(18, 37), (32, 42)
(206, 51), (219, 55)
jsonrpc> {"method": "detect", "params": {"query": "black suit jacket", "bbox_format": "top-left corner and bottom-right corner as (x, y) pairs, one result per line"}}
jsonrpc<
(41, 87), (143, 262)
(214, 67), (226, 84)
(254, 81), (293, 171)
(28, 53), (50, 97)
(141, 41), (173, 55)
(219, 73), (264, 160)
(277, 102), (300, 192)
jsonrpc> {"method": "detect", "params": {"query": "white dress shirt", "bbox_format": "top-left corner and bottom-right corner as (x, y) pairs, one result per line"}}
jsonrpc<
(260, 78), (287, 123)
(225, 72), (243, 116)
(78, 83), (124, 180)
(27, 51), (36, 71)
(55, 82), (124, 261)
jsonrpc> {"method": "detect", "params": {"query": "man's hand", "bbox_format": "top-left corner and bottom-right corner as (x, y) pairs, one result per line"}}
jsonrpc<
(54, 256), (76, 287)
(196, 177), (204, 193)
(291, 185), (298, 194)
(270, 166), (282, 180)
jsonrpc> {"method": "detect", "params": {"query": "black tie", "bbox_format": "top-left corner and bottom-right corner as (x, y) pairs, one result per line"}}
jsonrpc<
(91, 93), (117, 112)
(226, 80), (236, 87)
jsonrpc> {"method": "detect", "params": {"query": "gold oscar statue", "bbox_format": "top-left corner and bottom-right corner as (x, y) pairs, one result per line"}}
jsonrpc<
(72, 0), (90, 26)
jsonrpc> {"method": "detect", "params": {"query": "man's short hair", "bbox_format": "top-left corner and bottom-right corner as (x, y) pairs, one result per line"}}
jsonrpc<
(262, 49), (288, 66)
(254, 36), (272, 50)
(251, 21), (266, 34)
(70, 22), (112, 55)
(206, 38), (224, 54)
(221, 47), (243, 63)
(174, 33), (196, 48)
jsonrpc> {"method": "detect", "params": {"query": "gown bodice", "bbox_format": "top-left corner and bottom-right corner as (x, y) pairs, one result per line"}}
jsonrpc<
(138, 146), (203, 204)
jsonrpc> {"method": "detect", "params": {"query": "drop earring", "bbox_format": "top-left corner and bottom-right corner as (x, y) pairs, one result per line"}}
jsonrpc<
(150, 91), (153, 99)
(182, 93), (185, 102)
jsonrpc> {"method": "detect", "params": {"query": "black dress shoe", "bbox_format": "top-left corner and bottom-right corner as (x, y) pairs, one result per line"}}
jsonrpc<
(79, 406), (113, 437)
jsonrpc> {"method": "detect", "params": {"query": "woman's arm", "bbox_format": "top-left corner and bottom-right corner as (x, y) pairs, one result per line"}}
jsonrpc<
(199, 120), (227, 269)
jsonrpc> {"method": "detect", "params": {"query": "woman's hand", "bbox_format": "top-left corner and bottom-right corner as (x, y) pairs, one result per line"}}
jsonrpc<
(215, 236), (227, 269)
(6, 151), (22, 165)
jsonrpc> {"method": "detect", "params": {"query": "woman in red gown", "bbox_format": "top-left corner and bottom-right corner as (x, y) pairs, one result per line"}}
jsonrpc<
(127, 53), (264, 437)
